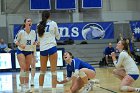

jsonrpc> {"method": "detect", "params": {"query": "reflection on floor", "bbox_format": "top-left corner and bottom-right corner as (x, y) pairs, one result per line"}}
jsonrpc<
(0, 67), (140, 93)
(0, 71), (64, 93)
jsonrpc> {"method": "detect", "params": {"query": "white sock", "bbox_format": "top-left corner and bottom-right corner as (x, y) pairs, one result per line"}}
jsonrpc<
(39, 86), (43, 92)
(135, 88), (140, 92)
(31, 76), (34, 80)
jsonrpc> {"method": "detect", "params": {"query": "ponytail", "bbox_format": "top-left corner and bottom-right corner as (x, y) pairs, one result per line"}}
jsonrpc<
(121, 39), (132, 57)
(37, 20), (46, 37)
(37, 11), (50, 37)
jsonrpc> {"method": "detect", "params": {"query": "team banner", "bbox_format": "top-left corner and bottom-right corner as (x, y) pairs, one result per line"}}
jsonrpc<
(13, 22), (114, 40)
(30, 0), (51, 10)
(82, 0), (102, 9)
(55, 0), (76, 10)
(58, 22), (114, 40)
(129, 21), (140, 39)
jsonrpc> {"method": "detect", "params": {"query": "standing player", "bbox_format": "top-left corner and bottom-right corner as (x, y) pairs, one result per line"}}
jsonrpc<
(111, 39), (140, 92)
(57, 51), (96, 93)
(14, 18), (36, 92)
(37, 11), (60, 93)
(30, 44), (37, 86)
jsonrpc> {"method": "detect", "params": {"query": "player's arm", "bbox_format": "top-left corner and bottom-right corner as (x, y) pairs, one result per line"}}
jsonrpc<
(14, 31), (25, 49)
(57, 77), (71, 84)
(54, 22), (60, 40)
(111, 52), (125, 68)
(57, 67), (72, 84)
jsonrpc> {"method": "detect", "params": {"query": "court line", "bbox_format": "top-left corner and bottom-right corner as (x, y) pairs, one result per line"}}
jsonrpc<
(96, 86), (118, 93)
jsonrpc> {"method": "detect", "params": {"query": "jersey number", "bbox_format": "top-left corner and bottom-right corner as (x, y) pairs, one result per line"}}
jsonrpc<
(46, 25), (50, 32)
(26, 40), (31, 45)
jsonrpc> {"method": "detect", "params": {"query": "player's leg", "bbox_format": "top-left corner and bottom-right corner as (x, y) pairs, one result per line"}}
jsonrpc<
(24, 53), (33, 91)
(105, 55), (109, 65)
(70, 77), (84, 93)
(120, 74), (140, 92)
(113, 68), (126, 80)
(30, 55), (36, 86)
(49, 52), (58, 93)
(17, 53), (26, 92)
(79, 68), (96, 93)
(39, 55), (48, 93)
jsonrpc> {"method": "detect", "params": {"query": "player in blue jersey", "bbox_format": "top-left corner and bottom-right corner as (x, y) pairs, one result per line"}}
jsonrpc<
(57, 51), (96, 93)
(14, 18), (36, 92)
(37, 11), (60, 93)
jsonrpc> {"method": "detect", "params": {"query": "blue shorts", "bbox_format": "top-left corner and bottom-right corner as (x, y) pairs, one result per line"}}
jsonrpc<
(128, 74), (139, 80)
(17, 49), (33, 56)
(40, 46), (57, 56)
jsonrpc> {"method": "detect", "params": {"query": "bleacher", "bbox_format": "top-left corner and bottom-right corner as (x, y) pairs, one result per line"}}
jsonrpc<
(57, 39), (117, 66)
(134, 41), (140, 56)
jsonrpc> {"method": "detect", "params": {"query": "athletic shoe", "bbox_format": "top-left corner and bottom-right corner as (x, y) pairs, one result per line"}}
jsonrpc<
(89, 79), (100, 84)
(81, 83), (92, 93)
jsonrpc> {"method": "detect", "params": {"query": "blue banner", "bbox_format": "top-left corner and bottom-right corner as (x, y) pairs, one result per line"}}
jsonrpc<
(30, 0), (51, 10)
(130, 21), (140, 39)
(55, 0), (76, 10)
(82, 0), (102, 9)
(58, 22), (114, 40)
(13, 22), (114, 40)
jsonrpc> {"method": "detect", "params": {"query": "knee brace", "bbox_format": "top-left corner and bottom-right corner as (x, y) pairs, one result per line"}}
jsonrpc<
(52, 71), (57, 76)
(73, 70), (79, 77)
(20, 71), (26, 77)
(40, 71), (46, 76)
(25, 71), (29, 78)
(79, 71), (87, 78)
(120, 86), (128, 92)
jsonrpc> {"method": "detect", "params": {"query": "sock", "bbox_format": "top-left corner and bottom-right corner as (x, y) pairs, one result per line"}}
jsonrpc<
(31, 76), (34, 80)
(52, 88), (56, 93)
(39, 86), (43, 92)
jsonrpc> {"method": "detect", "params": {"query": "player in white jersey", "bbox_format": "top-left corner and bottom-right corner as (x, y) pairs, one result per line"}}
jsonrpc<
(37, 11), (60, 93)
(14, 18), (36, 92)
(111, 39), (140, 92)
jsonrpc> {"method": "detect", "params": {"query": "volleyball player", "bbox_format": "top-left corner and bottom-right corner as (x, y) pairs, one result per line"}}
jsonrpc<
(37, 11), (60, 93)
(111, 39), (140, 92)
(57, 51), (96, 93)
(14, 18), (36, 92)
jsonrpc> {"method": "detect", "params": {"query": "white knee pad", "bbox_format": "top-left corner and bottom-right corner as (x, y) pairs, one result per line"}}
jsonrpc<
(40, 71), (46, 76)
(73, 69), (79, 77)
(79, 71), (87, 78)
(52, 71), (57, 76)
(20, 71), (26, 77)
(120, 86), (128, 92)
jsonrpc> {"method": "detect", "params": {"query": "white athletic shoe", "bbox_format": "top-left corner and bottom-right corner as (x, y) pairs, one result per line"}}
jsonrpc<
(90, 79), (100, 84)
(30, 79), (34, 86)
(81, 83), (92, 93)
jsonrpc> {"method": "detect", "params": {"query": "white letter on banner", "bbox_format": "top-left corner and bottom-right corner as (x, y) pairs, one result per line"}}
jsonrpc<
(59, 27), (70, 37)
(71, 27), (79, 37)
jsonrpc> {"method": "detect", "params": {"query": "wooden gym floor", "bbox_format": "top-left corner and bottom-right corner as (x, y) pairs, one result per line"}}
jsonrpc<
(0, 66), (140, 93)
